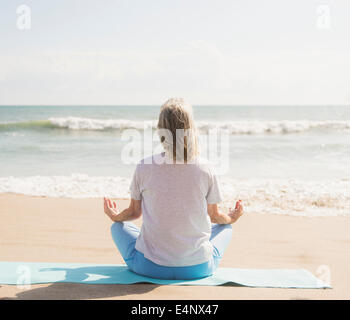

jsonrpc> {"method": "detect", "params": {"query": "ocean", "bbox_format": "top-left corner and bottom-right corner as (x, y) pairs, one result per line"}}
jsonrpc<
(1, 105), (349, 217)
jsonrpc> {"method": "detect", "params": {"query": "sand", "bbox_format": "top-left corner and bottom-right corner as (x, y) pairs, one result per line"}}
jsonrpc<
(0, 193), (349, 300)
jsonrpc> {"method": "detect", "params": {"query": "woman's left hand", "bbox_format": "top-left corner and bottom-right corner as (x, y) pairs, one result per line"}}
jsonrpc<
(103, 197), (120, 220)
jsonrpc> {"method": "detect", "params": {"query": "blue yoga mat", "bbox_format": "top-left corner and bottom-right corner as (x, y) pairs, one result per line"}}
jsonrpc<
(0, 261), (331, 288)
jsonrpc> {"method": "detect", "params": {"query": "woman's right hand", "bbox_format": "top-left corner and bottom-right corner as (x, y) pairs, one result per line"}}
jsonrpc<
(228, 200), (244, 224)
(103, 197), (120, 221)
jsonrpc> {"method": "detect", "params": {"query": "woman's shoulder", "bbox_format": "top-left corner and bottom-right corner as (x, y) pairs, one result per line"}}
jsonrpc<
(136, 154), (216, 173)
(138, 153), (164, 166)
(191, 156), (217, 176)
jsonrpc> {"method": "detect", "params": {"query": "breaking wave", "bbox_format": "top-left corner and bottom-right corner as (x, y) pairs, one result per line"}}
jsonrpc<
(1, 117), (350, 134)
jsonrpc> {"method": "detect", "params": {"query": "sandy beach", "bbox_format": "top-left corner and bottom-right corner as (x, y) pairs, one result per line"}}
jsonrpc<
(2, 0), (350, 303)
(0, 193), (349, 300)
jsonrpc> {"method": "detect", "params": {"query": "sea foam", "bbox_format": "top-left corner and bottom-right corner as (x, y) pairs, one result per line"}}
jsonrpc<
(1, 174), (349, 217)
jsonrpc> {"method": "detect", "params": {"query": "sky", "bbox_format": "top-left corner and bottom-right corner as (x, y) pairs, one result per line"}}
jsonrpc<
(0, 0), (349, 106)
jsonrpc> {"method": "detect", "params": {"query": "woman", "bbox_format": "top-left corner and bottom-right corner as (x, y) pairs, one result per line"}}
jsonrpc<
(103, 98), (244, 280)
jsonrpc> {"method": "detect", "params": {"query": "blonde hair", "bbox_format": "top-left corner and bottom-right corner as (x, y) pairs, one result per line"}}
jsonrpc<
(157, 98), (199, 163)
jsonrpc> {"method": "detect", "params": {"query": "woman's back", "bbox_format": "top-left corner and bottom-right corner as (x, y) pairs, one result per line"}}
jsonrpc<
(106, 98), (242, 279)
(131, 153), (222, 266)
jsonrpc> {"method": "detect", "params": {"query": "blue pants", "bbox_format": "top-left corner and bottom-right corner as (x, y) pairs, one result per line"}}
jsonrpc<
(110, 221), (232, 280)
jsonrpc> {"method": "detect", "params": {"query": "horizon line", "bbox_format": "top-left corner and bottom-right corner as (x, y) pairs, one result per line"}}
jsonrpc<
(1, 104), (350, 107)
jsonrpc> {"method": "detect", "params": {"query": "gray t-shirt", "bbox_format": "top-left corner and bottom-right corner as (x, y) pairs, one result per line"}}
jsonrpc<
(129, 153), (222, 267)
